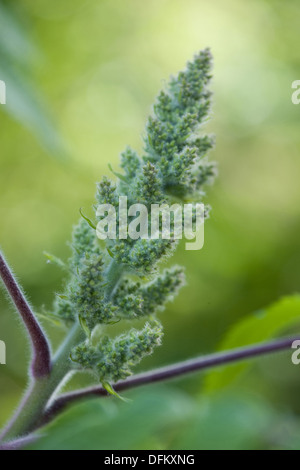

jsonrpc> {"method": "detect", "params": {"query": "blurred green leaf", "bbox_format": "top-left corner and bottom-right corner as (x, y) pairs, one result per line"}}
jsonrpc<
(27, 389), (292, 450)
(0, 3), (66, 158)
(0, 3), (37, 64)
(204, 295), (300, 393)
(172, 394), (274, 450)
(27, 388), (193, 450)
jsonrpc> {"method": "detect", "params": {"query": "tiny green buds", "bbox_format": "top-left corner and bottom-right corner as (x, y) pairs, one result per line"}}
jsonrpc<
(48, 50), (215, 386)
(71, 322), (163, 383)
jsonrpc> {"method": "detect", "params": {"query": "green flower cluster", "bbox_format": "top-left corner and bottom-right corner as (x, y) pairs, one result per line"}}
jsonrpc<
(49, 50), (215, 388)
(71, 322), (162, 383)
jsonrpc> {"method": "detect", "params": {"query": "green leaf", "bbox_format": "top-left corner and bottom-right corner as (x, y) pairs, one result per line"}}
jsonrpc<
(26, 387), (193, 450)
(204, 295), (300, 393)
(79, 315), (91, 339)
(79, 208), (96, 230)
(104, 318), (121, 325)
(0, 4), (36, 64)
(43, 252), (66, 270)
(56, 294), (69, 300)
(0, 4), (67, 159)
(101, 382), (130, 403)
(36, 311), (64, 328)
(108, 163), (127, 182)
(106, 248), (114, 258)
(172, 393), (274, 450)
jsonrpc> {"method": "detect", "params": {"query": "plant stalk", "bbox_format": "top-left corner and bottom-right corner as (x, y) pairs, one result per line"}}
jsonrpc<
(42, 334), (300, 426)
(0, 323), (84, 442)
(0, 250), (51, 378)
(0, 260), (124, 443)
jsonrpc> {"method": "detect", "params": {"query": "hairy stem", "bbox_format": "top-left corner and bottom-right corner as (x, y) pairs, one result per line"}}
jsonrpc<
(0, 250), (51, 378)
(0, 323), (84, 442)
(0, 434), (38, 451)
(42, 334), (299, 426)
(0, 261), (124, 443)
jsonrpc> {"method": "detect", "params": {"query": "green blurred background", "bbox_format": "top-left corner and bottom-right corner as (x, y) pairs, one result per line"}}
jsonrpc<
(1, 0), (300, 450)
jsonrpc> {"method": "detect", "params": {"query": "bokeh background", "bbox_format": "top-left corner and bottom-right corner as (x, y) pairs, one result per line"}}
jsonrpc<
(1, 0), (300, 450)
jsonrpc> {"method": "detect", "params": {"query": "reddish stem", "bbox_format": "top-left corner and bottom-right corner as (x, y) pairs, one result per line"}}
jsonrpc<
(41, 334), (299, 427)
(0, 251), (51, 378)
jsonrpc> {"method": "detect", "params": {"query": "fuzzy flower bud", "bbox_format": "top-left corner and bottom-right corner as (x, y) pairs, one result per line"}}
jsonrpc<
(71, 322), (163, 382)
